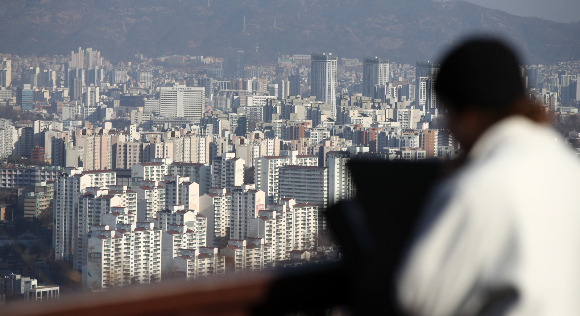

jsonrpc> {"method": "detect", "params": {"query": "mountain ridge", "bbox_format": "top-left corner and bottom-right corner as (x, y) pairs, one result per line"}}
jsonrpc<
(0, 0), (578, 64)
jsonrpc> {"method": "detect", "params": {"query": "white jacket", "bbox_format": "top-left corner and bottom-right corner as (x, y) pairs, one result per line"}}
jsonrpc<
(397, 116), (580, 315)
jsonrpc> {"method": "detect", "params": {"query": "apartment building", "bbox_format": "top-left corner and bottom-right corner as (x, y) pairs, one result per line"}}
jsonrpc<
(254, 156), (290, 205)
(172, 248), (226, 279)
(131, 162), (168, 182)
(84, 221), (162, 290)
(211, 152), (245, 192)
(75, 189), (123, 270)
(221, 238), (271, 273)
(0, 166), (64, 189)
(229, 185), (266, 240)
(113, 141), (146, 169)
(169, 162), (211, 195)
(162, 223), (204, 279)
(199, 188), (232, 248)
(162, 176), (199, 211)
(278, 165), (327, 209)
(326, 151), (355, 206)
(134, 185), (166, 222)
(248, 199), (318, 263)
(53, 169), (116, 262)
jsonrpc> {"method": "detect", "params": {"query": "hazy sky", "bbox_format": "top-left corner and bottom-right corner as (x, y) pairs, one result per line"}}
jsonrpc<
(464, 0), (580, 23)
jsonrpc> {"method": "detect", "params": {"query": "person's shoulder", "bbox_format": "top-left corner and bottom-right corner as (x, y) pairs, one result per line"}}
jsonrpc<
(455, 122), (580, 201)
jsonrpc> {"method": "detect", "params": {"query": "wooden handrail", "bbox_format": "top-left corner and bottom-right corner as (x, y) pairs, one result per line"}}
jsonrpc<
(2, 273), (274, 316)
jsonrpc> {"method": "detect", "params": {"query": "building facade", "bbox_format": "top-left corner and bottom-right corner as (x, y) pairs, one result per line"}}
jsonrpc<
(363, 57), (390, 98)
(160, 85), (205, 121)
(310, 53), (337, 117)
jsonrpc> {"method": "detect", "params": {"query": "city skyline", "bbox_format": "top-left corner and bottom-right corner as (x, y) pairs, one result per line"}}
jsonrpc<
(0, 0), (579, 309)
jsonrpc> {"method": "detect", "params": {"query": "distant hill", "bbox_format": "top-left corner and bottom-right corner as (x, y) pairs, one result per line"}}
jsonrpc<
(0, 0), (578, 64)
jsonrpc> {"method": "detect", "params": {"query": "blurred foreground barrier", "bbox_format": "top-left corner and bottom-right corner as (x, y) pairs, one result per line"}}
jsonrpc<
(2, 263), (348, 316)
(2, 273), (273, 316)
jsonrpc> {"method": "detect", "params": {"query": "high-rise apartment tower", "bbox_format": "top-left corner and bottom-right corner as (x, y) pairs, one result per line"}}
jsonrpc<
(0, 58), (11, 88)
(415, 61), (440, 112)
(310, 53), (338, 116)
(362, 57), (389, 98)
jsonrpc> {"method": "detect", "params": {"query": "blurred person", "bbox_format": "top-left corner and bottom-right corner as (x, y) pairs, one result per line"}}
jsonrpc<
(396, 38), (580, 315)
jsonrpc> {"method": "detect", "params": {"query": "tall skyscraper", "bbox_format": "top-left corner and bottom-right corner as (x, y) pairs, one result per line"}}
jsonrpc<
(159, 85), (205, 121)
(17, 84), (34, 111)
(68, 68), (86, 100)
(326, 151), (354, 206)
(415, 61), (440, 112)
(577, 78), (580, 102)
(229, 185), (266, 240)
(84, 47), (102, 69)
(362, 57), (389, 98)
(38, 69), (56, 89)
(0, 58), (11, 88)
(84, 86), (99, 108)
(561, 74), (578, 105)
(277, 78), (290, 100)
(70, 47), (102, 69)
(420, 129), (439, 158)
(22, 67), (40, 88)
(70, 47), (85, 69)
(224, 48), (246, 79)
(53, 169), (117, 262)
(289, 74), (301, 97)
(310, 53), (338, 116)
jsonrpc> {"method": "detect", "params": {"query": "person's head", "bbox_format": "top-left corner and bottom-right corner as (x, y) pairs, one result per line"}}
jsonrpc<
(435, 37), (530, 152)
